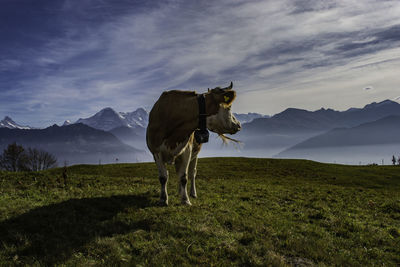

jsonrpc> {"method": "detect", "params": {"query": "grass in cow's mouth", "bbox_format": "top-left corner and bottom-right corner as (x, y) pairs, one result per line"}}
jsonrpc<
(218, 133), (242, 145)
(0, 158), (399, 266)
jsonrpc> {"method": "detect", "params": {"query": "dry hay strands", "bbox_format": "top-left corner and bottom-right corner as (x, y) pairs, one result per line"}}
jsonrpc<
(218, 134), (243, 149)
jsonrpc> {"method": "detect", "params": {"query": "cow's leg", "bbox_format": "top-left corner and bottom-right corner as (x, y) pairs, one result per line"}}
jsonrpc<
(175, 147), (192, 205)
(188, 155), (199, 198)
(154, 154), (169, 206)
(189, 142), (202, 198)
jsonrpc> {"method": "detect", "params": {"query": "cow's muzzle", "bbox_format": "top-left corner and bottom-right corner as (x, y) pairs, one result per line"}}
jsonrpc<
(230, 122), (241, 134)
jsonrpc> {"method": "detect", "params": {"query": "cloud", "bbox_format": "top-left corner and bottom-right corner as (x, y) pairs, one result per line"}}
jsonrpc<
(0, 59), (21, 72)
(1, 0), (400, 126)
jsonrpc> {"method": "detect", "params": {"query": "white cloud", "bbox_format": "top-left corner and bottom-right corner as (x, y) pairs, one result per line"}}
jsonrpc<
(2, 0), (400, 126)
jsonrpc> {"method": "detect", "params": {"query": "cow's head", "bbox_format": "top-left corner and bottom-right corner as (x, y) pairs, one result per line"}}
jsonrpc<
(206, 82), (241, 135)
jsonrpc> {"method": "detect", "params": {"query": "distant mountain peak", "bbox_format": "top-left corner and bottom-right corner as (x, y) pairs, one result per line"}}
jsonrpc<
(313, 107), (336, 114)
(272, 108), (309, 119)
(135, 107), (147, 113)
(120, 108), (149, 128)
(0, 116), (31, 129)
(345, 107), (361, 112)
(99, 107), (117, 113)
(364, 99), (398, 109)
(75, 107), (149, 131)
(380, 99), (397, 104)
(97, 107), (121, 117)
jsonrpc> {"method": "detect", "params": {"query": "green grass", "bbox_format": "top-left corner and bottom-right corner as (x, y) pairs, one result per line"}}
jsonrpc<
(0, 158), (399, 266)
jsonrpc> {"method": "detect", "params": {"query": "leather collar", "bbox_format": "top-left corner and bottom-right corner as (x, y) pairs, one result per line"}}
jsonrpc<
(194, 94), (209, 143)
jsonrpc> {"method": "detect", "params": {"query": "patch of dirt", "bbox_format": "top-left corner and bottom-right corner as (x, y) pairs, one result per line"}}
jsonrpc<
(284, 256), (314, 267)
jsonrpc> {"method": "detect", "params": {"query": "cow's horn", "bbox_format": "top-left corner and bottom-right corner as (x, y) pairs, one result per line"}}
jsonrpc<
(226, 81), (233, 90)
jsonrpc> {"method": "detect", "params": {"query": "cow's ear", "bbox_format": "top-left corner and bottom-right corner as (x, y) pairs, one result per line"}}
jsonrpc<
(221, 90), (236, 106)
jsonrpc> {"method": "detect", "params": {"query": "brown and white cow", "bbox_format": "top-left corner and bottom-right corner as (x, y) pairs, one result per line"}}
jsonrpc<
(146, 82), (241, 206)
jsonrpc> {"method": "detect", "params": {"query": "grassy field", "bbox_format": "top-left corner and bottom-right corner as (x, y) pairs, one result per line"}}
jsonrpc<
(0, 158), (399, 266)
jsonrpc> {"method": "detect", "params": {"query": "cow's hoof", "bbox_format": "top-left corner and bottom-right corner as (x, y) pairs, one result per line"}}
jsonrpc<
(181, 200), (192, 206)
(159, 200), (168, 206)
(190, 193), (197, 198)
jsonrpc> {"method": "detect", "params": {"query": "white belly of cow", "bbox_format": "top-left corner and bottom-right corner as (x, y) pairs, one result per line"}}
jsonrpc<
(159, 139), (191, 164)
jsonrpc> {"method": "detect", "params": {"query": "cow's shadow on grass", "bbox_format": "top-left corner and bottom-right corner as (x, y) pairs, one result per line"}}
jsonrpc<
(0, 193), (153, 265)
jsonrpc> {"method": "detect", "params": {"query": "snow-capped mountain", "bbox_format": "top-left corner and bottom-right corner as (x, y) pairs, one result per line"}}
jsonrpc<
(120, 108), (148, 128)
(76, 107), (149, 131)
(63, 120), (71, 126)
(0, 116), (31, 129)
(76, 107), (266, 132)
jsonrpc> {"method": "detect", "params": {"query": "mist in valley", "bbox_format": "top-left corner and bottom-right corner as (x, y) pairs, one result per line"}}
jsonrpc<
(199, 139), (400, 166)
(194, 131), (400, 166)
(276, 144), (400, 165)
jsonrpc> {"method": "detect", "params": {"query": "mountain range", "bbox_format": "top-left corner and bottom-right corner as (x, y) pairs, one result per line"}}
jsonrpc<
(243, 99), (400, 134)
(1, 99), (400, 165)
(234, 100), (400, 155)
(0, 109), (267, 131)
(76, 107), (149, 131)
(0, 108), (267, 164)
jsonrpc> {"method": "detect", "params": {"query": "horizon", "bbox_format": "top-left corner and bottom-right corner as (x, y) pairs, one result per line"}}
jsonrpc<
(1, 98), (399, 128)
(1, 0), (400, 127)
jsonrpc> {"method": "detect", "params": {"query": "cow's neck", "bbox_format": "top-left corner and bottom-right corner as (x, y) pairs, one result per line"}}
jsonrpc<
(175, 94), (219, 132)
(204, 93), (219, 116)
(165, 94), (219, 149)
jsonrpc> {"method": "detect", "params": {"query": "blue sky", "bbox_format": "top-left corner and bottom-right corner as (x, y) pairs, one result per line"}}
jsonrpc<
(1, 0), (400, 127)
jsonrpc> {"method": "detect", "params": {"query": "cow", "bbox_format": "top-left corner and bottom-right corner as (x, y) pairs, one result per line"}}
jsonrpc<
(146, 82), (241, 206)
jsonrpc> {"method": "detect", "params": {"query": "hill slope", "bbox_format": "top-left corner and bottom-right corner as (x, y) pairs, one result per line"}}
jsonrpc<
(0, 123), (144, 164)
(0, 158), (399, 266)
(277, 116), (400, 163)
(109, 125), (147, 150)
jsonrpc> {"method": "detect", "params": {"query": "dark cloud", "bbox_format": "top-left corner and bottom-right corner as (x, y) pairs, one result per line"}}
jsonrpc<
(376, 24), (400, 42)
(331, 25), (400, 58)
(290, 0), (337, 14)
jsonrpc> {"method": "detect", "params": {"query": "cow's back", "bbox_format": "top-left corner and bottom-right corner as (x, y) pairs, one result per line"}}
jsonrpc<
(146, 90), (197, 154)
